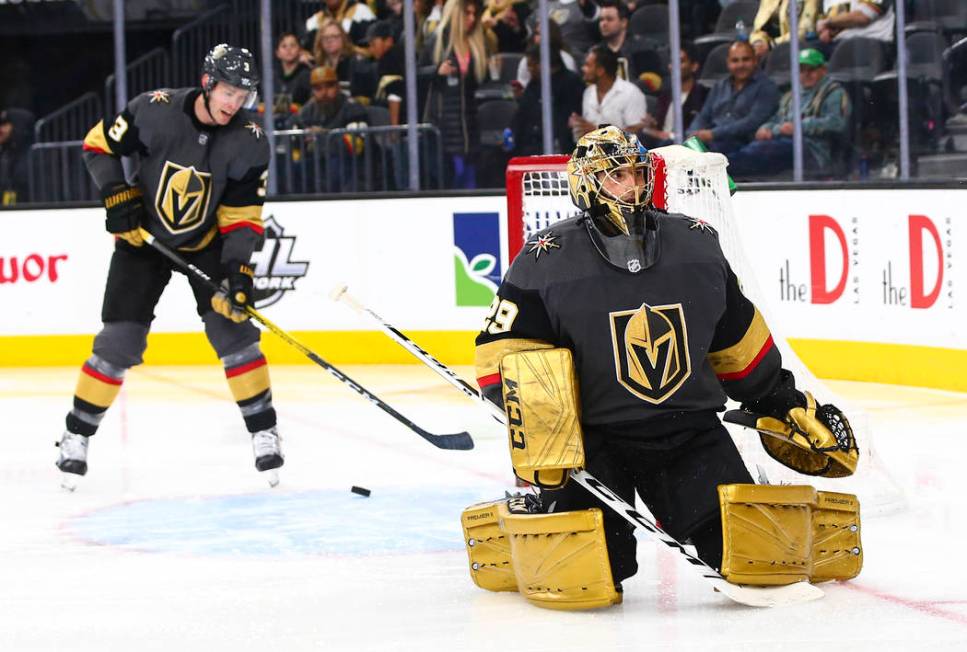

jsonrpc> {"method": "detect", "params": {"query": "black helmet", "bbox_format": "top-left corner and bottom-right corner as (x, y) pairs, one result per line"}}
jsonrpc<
(202, 44), (259, 107)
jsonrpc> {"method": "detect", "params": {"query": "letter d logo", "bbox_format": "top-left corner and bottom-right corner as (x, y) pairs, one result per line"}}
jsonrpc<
(808, 215), (848, 304)
(908, 215), (943, 309)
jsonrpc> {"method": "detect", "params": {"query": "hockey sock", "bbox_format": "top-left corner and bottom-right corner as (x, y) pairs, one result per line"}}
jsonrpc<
(223, 346), (277, 433)
(66, 355), (127, 436)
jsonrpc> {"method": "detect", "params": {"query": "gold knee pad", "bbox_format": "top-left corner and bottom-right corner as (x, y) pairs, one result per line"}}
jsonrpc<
(498, 502), (621, 610)
(499, 348), (585, 489)
(719, 484), (862, 586)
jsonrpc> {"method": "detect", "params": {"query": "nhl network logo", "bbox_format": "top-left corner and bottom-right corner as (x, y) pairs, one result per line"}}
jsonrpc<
(249, 215), (309, 308)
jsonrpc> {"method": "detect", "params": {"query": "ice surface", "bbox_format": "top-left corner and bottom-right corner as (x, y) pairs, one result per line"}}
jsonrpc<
(3, 365), (966, 651)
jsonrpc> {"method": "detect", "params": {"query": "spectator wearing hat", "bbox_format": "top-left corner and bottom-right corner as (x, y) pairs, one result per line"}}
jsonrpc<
(362, 20), (408, 125)
(727, 48), (850, 179)
(688, 40), (780, 157)
(0, 110), (28, 205)
(296, 66), (369, 131)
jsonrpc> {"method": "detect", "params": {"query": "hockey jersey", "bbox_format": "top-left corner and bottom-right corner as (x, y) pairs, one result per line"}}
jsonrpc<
(475, 212), (783, 434)
(82, 87), (270, 264)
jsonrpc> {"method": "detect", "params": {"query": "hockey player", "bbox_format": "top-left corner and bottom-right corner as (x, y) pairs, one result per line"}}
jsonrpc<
(462, 126), (861, 609)
(57, 44), (282, 484)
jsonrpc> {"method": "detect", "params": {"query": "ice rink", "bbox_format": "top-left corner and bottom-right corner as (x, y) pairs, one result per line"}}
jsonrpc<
(3, 363), (967, 651)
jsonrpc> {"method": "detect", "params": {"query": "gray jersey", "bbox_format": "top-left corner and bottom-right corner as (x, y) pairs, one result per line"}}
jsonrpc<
(83, 87), (270, 264)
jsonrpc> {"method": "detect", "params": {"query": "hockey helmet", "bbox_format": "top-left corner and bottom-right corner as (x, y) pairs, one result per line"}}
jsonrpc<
(202, 44), (260, 109)
(567, 126), (661, 273)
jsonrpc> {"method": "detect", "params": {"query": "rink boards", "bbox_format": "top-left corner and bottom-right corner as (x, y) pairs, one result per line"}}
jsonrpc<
(0, 187), (964, 390)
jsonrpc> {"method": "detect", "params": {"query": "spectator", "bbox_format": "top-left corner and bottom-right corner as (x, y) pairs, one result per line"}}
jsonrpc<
(363, 20), (407, 125)
(688, 40), (780, 156)
(728, 48), (850, 178)
(515, 18), (577, 92)
(295, 66), (369, 130)
(313, 18), (359, 85)
(569, 45), (649, 140)
(424, 0), (493, 189)
(509, 45), (585, 155)
(273, 32), (312, 119)
(0, 110), (28, 205)
(481, 1), (529, 53)
(817, 0), (895, 46)
(536, 0), (601, 60)
(304, 0), (377, 50)
(595, 0), (658, 81)
(379, 0), (405, 41)
(750, 0), (821, 60)
(639, 42), (708, 147)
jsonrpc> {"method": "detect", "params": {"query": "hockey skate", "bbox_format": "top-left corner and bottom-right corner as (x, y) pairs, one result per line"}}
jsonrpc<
(251, 427), (284, 487)
(56, 431), (89, 491)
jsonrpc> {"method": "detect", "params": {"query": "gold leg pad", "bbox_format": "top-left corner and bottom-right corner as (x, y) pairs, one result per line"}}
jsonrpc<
(498, 503), (621, 610)
(812, 491), (863, 582)
(461, 501), (517, 592)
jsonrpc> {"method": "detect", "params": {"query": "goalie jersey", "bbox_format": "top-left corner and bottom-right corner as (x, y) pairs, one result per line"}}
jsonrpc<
(82, 87), (270, 263)
(475, 212), (783, 435)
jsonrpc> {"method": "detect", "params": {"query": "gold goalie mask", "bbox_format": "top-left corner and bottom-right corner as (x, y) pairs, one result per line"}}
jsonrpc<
(567, 126), (660, 274)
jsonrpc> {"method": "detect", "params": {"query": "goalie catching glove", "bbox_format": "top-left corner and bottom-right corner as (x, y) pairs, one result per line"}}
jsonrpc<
(724, 370), (858, 477)
(101, 182), (145, 247)
(211, 262), (254, 323)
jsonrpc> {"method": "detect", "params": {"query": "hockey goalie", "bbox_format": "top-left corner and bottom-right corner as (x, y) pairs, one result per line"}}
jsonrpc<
(461, 126), (862, 610)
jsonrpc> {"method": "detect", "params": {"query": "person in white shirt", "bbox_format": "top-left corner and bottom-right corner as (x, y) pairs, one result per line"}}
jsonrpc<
(817, 0), (895, 44)
(569, 45), (648, 140)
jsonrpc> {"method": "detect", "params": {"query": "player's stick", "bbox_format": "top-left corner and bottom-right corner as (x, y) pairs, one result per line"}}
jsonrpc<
(138, 230), (473, 451)
(331, 286), (824, 607)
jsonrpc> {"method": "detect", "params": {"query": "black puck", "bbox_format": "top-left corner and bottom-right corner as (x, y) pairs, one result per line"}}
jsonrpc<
(351, 485), (371, 497)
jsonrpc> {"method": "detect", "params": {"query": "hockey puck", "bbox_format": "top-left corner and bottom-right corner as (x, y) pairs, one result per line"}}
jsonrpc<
(351, 485), (371, 497)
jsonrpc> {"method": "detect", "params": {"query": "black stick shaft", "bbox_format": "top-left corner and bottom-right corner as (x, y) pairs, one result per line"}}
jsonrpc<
(140, 231), (473, 451)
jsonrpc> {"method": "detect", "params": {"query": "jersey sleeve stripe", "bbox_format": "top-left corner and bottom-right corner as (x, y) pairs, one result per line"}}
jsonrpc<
(82, 120), (114, 155)
(217, 205), (265, 235)
(715, 335), (774, 381)
(707, 308), (772, 375)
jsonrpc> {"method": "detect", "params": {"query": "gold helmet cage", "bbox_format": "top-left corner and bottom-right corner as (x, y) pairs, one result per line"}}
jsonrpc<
(567, 126), (655, 236)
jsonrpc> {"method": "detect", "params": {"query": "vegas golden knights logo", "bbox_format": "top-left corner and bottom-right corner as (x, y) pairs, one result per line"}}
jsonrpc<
(609, 303), (691, 404)
(154, 161), (213, 234)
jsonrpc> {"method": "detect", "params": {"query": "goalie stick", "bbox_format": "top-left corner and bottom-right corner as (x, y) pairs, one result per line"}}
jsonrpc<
(331, 285), (824, 607)
(138, 231), (473, 451)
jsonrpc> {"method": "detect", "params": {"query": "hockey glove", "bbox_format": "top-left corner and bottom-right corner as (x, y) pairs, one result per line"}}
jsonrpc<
(211, 262), (254, 323)
(724, 370), (858, 477)
(101, 183), (145, 247)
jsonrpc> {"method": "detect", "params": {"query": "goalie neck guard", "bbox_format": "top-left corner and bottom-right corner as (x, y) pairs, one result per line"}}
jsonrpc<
(567, 126), (660, 274)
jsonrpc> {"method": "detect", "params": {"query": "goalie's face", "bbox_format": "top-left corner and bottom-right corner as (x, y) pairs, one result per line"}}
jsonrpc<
(597, 160), (648, 206)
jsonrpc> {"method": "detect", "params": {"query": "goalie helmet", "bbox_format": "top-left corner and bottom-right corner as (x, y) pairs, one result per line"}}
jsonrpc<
(202, 44), (259, 109)
(567, 126), (661, 273)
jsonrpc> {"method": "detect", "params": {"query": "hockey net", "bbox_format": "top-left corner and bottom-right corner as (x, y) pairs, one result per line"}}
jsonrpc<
(505, 146), (905, 516)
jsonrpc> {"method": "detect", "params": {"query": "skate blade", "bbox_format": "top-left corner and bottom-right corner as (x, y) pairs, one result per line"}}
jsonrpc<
(262, 469), (280, 488)
(60, 472), (79, 492)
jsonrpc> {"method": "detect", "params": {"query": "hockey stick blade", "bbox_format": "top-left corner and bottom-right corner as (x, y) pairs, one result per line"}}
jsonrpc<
(140, 232), (473, 452)
(570, 470), (824, 607)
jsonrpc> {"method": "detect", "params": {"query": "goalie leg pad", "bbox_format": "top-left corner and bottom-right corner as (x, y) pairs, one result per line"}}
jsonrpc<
(461, 500), (517, 592)
(497, 502), (621, 610)
(499, 348), (585, 489)
(719, 484), (816, 586)
(719, 484), (863, 586)
(812, 491), (863, 582)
